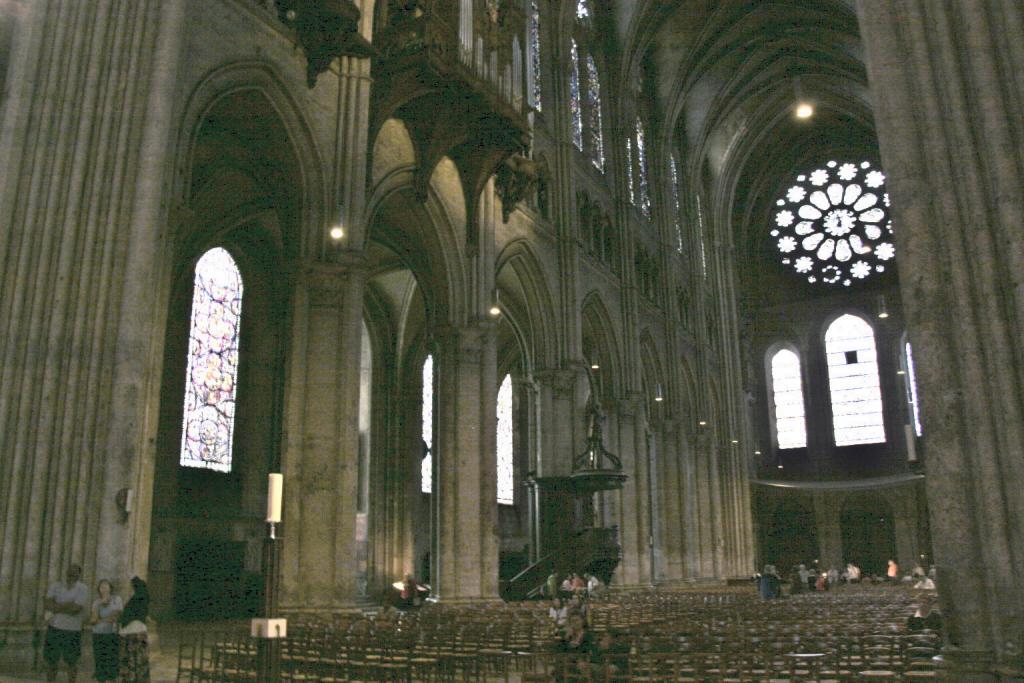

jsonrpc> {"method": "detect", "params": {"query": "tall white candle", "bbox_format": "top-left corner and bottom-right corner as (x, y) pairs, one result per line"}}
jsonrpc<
(266, 473), (283, 523)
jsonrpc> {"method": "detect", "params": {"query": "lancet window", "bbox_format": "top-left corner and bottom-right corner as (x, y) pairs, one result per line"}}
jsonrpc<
(421, 354), (434, 493)
(496, 374), (514, 504)
(769, 348), (808, 449)
(528, 0), (541, 111)
(180, 247), (243, 472)
(825, 314), (885, 446)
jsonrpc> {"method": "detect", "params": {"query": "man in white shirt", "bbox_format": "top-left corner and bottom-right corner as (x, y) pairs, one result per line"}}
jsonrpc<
(43, 563), (89, 683)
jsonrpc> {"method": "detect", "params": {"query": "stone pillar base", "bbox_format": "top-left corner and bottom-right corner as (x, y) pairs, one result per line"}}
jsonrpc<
(937, 648), (1004, 682)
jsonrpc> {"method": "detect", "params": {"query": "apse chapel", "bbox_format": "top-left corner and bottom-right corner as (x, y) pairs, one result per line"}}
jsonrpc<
(0, 0), (1021, 680)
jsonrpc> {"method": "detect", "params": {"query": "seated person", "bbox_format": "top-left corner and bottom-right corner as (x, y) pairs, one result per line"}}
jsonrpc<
(548, 598), (568, 628)
(914, 575), (936, 590)
(591, 629), (630, 678)
(560, 614), (595, 662)
(907, 597), (943, 633)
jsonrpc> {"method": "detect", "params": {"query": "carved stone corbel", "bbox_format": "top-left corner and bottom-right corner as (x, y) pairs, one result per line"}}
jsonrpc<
(275, 0), (377, 88)
(495, 154), (544, 222)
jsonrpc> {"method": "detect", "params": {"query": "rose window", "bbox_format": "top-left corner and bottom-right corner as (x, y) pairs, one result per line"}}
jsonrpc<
(771, 160), (894, 286)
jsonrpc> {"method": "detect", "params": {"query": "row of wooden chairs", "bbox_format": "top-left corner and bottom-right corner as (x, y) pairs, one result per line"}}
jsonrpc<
(176, 586), (942, 682)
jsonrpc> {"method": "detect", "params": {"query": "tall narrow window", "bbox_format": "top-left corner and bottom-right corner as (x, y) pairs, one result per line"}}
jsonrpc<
(585, 55), (604, 170)
(769, 349), (807, 449)
(180, 247), (243, 472)
(696, 194), (708, 278)
(496, 374), (514, 505)
(904, 342), (922, 437)
(670, 155), (683, 253)
(626, 137), (635, 204)
(527, 0), (541, 111)
(421, 354), (434, 493)
(825, 315), (885, 446)
(635, 117), (650, 217)
(569, 40), (583, 150)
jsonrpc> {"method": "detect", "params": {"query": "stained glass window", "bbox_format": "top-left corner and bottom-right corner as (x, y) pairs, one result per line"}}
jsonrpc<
(626, 137), (635, 204)
(569, 40), (583, 150)
(905, 342), (922, 437)
(528, 0), (541, 111)
(421, 354), (434, 494)
(180, 247), (243, 472)
(771, 160), (893, 286)
(770, 349), (807, 449)
(635, 117), (650, 217)
(825, 315), (885, 446)
(585, 55), (604, 170)
(670, 155), (683, 253)
(496, 374), (514, 505)
(696, 194), (708, 278)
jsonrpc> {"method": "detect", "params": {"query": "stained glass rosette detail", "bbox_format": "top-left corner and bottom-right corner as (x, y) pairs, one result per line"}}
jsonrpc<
(180, 248), (243, 472)
(771, 160), (893, 286)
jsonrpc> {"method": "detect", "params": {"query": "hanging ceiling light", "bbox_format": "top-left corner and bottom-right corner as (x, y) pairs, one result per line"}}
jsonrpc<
(793, 76), (814, 119)
(654, 384), (664, 402)
(489, 290), (502, 317)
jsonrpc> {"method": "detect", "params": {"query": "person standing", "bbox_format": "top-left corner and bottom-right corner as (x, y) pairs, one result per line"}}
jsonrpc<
(90, 580), (122, 683)
(118, 577), (150, 683)
(43, 563), (89, 683)
(546, 571), (559, 599)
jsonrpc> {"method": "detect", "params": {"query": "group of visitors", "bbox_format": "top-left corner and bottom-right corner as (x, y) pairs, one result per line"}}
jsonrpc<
(758, 558), (940, 599)
(41, 563), (150, 683)
(546, 570), (602, 599)
(547, 585), (627, 677)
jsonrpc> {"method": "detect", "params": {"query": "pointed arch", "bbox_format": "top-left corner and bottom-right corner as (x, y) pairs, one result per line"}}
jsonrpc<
(581, 292), (623, 406)
(639, 330), (668, 418)
(174, 61), (326, 260)
(495, 239), (559, 373)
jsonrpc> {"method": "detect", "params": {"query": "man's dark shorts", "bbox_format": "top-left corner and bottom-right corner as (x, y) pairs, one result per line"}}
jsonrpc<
(43, 627), (81, 667)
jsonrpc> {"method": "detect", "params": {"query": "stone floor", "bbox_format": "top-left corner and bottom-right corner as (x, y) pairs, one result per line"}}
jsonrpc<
(0, 624), (194, 683)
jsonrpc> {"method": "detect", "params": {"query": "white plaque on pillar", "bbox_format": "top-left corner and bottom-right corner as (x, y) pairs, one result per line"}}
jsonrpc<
(250, 618), (288, 639)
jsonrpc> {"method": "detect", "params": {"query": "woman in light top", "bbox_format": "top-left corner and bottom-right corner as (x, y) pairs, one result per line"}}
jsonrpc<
(90, 579), (122, 682)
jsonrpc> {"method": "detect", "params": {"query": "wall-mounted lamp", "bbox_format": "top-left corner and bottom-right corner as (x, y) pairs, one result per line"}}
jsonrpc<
(329, 225), (345, 241)
(654, 384), (664, 402)
(877, 295), (889, 319)
(730, 439), (738, 444)
(590, 363), (600, 370)
(777, 464), (784, 469)
(489, 290), (501, 317)
(754, 450), (762, 456)
(115, 488), (133, 522)
(698, 420), (707, 427)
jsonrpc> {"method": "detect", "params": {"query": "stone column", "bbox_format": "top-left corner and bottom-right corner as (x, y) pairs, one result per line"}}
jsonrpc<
(677, 428), (701, 578)
(890, 488), (920, 578)
(433, 323), (499, 600)
(657, 419), (685, 581)
(0, 0), (187, 623)
(857, 3), (1024, 678)
(812, 492), (844, 572)
(613, 394), (650, 586)
(280, 256), (366, 608)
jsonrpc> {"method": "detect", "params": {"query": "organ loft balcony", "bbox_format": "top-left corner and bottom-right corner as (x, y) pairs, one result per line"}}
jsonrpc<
(372, 0), (534, 243)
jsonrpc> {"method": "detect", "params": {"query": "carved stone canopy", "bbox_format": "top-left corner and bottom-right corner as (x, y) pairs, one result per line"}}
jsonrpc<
(275, 0), (377, 88)
(573, 401), (623, 477)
